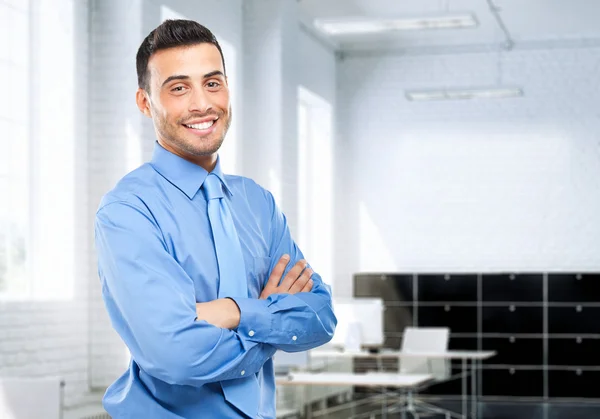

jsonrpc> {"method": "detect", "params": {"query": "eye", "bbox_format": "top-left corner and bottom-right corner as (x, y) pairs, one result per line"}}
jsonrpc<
(206, 81), (221, 90)
(171, 85), (187, 93)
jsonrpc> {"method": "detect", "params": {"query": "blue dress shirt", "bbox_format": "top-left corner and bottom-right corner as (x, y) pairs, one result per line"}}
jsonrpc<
(94, 142), (337, 418)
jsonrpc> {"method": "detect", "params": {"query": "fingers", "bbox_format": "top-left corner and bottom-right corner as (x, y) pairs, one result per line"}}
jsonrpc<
(262, 254), (290, 295)
(280, 259), (307, 291)
(289, 267), (313, 294)
(301, 278), (313, 293)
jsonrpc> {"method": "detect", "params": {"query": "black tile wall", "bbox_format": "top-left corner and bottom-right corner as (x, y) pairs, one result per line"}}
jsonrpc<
(482, 337), (544, 366)
(548, 306), (600, 334)
(482, 273), (543, 302)
(383, 305), (415, 331)
(548, 337), (600, 366)
(448, 336), (478, 351)
(354, 272), (600, 402)
(482, 306), (543, 334)
(482, 368), (544, 397)
(418, 305), (478, 333)
(417, 274), (477, 302)
(548, 370), (600, 399)
(354, 273), (413, 303)
(548, 273), (600, 303)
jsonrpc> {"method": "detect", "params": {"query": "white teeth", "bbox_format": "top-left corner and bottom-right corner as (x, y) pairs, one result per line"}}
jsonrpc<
(186, 120), (215, 130)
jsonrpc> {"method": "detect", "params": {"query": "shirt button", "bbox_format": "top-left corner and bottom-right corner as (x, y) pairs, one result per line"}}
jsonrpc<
(292, 336), (297, 341)
(241, 370), (245, 376)
(248, 330), (255, 337)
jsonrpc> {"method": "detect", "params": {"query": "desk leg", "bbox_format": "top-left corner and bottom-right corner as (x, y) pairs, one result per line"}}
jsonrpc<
(471, 360), (476, 418)
(305, 384), (311, 419)
(401, 390), (407, 419)
(462, 358), (467, 418)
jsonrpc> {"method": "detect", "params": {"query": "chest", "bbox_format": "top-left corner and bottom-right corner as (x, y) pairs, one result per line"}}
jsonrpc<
(155, 193), (272, 302)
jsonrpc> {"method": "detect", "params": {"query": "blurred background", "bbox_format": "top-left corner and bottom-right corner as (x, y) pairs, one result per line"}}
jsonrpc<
(1, 0), (599, 418)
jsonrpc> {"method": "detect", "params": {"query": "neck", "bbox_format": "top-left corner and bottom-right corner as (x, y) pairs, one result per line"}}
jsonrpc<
(158, 139), (217, 172)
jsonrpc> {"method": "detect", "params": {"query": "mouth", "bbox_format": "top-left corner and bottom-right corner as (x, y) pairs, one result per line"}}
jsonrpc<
(182, 117), (219, 135)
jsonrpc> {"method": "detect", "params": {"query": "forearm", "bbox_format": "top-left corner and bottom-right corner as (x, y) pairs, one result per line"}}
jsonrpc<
(114, 303), (276, 386)
(231, 280), (336, 352)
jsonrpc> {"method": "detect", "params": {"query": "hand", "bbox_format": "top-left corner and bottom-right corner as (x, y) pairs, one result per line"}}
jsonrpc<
(195, 298), (241, 330)
(259, 255), (314, 300)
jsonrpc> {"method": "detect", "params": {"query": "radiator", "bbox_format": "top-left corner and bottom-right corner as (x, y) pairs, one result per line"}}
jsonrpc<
(78, 412), (110, 419)
(63, 403), (109, 419)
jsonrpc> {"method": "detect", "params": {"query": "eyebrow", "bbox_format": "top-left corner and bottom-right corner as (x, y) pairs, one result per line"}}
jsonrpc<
(161, 71), (226, 88)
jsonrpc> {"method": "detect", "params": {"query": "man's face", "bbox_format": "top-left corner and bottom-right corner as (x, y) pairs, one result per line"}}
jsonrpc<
(138, 43), (231, 162)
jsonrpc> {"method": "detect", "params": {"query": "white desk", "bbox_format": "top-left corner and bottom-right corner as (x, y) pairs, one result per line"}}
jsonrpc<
(311, 349), (496, 360)
(311, 349), (496, 419)
(276, 372), (433, 419)
(276, 372), (433, 387)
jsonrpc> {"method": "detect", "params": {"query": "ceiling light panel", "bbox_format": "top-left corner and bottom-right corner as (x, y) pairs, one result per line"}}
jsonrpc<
(405, 87), (524, 101)
(314, 13), (478, 36)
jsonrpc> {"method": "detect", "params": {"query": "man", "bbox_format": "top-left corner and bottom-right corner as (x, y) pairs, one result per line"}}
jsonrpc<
(94, 19), (336, 418)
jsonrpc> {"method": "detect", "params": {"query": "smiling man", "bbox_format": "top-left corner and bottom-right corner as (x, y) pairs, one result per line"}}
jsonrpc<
(94, 20), (336, 418)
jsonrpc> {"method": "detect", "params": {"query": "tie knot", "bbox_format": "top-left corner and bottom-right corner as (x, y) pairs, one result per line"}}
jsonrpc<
(203, 173), (224, 200)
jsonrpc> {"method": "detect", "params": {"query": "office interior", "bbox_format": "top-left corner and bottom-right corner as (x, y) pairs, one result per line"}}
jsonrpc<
(1, 0), (599, 418)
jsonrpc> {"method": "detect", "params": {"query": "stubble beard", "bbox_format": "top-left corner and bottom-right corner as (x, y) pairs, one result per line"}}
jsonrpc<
(156, 107), (232, 157)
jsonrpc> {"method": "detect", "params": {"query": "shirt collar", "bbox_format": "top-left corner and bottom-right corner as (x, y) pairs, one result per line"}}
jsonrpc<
(150, 141), (232, 200)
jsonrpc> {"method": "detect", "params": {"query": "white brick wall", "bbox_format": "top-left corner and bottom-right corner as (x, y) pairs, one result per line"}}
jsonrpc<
(88, 0), (146, 389)
(336, 47), (600, 297)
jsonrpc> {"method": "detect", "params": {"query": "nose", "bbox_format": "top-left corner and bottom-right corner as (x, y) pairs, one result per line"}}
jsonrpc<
(189, 87), (212, 114)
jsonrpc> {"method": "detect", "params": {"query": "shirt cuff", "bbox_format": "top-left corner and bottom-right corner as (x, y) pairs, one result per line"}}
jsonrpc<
(231, 297), (272, 342)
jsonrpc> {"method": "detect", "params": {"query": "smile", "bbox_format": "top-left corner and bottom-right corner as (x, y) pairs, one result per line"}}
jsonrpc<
(184, 119), (217, 130)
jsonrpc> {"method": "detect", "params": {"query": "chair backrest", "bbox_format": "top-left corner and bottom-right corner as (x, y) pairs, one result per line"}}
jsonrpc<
(399, 327), (450, 380)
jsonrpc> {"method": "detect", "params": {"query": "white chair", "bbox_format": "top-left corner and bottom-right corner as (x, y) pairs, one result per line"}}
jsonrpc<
(392, 327), (461, 419)
(399, 327), (450, 380)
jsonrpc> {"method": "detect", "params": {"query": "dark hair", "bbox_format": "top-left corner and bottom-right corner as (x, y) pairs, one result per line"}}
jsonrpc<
(136, 19), (226, 92)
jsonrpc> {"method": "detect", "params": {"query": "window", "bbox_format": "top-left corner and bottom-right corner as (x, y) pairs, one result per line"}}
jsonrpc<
(297, 86), (334, 290)
(0, 0), (32, 296)
(0, 0), (79, 300)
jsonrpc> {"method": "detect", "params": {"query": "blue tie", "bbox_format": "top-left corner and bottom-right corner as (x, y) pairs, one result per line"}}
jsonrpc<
(202, 173), (259, 418)
(203, 173), (247, 298)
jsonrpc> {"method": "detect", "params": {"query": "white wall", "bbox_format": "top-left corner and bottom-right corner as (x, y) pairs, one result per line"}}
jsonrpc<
(336, 47), (600, 297)
(298, 31), (337, 106)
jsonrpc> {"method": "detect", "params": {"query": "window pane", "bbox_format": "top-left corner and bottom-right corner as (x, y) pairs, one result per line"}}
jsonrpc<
(0, 1), (30, 297)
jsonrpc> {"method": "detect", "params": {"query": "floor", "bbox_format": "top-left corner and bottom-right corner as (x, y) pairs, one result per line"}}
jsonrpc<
(298, 394), (600, 419)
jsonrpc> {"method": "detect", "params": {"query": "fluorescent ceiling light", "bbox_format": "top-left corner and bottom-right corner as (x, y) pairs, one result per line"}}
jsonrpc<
(405, 87), (524, 101)
(314, 14), (478, 35)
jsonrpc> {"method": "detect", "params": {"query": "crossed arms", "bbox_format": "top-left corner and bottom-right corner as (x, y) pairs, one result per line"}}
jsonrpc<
(95, 198), (337, 388)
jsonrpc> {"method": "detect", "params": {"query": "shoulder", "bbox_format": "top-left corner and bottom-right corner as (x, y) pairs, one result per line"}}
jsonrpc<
(97, 163), (159, 215)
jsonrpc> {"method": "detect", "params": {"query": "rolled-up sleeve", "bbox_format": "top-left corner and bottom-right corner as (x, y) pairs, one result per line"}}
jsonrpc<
(95, 200), (276, 387)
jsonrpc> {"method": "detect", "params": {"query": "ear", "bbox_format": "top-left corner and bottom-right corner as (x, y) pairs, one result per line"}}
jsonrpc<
(135, 88), (152, 118)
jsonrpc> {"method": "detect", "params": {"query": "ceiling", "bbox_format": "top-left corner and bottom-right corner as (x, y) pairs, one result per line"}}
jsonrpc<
(298, 0), (600, 53)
